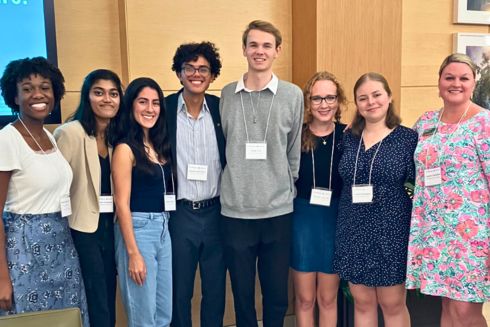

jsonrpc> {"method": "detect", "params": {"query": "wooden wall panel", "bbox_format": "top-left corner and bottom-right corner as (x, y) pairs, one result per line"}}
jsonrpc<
(122, 0), (292, 94)
(400, 0), (490, 124)
(400, 87), (441, 127)
(317, 0), (402, 99)
(54, 0), (122, 90)
(292, 0), (317, 89)
(293, 0), (402, 123)
(54, 0), (123, 120)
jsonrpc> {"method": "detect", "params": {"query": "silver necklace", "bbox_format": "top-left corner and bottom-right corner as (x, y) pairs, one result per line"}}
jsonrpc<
(310, 123), (334, 145)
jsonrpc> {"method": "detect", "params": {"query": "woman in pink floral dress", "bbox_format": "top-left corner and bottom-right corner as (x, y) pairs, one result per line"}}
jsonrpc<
(406, 53), (490, 326)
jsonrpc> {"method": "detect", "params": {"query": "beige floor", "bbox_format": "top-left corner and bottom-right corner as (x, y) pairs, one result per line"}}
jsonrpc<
(236, 304), (490, 327)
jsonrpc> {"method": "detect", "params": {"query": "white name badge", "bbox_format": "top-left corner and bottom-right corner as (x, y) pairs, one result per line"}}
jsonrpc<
(164, 193), (176, 211)
(424, 167), (442, 186)
(187, 164), (208, 181)
(246, 142), (267, 160)
(60, 196), (72, 217)
(99, 195), (114, 213)
(310, 188), (332, 206)
(352, 185), (373, 204)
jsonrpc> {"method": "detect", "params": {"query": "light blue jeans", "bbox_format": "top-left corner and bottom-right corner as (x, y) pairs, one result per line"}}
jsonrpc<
(115, 212), (172, 327)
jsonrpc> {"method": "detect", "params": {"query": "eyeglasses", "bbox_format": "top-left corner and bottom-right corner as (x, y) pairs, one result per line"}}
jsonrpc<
(181, 64), (211, 77)
(310, 95), (338, 105)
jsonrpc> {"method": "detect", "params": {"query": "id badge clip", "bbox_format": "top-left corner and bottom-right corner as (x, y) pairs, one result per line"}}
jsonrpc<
(99, 195), (114, 213)
(164, 193), (176, 211)
(60, 195), (72, 217)
(310, 188), (332, 207)
(352, 184), (373, 204)
(187, 164), (208, 181)
(246, 142), (267, 160)
(424, 167), (442, 186)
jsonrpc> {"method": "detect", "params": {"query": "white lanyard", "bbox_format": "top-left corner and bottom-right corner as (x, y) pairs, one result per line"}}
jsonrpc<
(18, 118), (73, 214)
(18, 118), (56, 154)
(249, 91), (261, 124)
(240, 91), (275, 142)
(424, 103), (470, 168)
(157, 163), (175, 194)
(353, 131), (383, 186)
(158, 163), (176, 211)
(311, 126), (336, 190)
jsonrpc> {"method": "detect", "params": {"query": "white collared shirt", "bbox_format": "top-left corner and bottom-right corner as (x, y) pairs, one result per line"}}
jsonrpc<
(235, 73), (279, 94)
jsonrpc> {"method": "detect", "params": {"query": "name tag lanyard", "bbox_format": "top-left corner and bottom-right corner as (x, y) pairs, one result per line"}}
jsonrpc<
(158, 163), (176, 211)
(19, 118), (71, 215)
(352, 131), (384, 197)
(423, 104), (470, 186)
(240, 90), (275, 145)
(310, 127), (336, 206)
(312, 127), (335, 191)
(99, 156), (115, 213)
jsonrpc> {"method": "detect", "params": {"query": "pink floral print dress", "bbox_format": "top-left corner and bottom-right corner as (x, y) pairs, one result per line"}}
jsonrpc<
(406, 109), (490, 302)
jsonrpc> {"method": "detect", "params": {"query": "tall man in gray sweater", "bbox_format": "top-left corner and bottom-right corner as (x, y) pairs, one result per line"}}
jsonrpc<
(219, 20), (304, 327)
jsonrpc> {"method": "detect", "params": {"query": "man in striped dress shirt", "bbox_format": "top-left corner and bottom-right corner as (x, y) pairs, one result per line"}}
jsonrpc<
(165, 42), (226, 327)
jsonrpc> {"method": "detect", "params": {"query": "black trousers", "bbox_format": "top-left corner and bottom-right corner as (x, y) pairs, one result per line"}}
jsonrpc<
(222, 213), (292, 327)
(169, 201), (226, 327)
(71, 213), (116, 327)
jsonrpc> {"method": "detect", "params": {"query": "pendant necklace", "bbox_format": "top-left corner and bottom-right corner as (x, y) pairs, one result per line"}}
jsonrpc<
(249, 91), (261, 124)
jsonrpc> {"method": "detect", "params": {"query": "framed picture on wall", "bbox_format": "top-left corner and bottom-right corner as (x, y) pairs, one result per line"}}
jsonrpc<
(454, 33), (490, 109)
(454, 0), (490, 24)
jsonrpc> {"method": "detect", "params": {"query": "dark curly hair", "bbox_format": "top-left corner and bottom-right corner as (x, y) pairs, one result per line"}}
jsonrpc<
(68, 69), (124, 145)
(113, 77), (171, 174)
(171, 42), (221, 77)
(0, 57), (65, 114)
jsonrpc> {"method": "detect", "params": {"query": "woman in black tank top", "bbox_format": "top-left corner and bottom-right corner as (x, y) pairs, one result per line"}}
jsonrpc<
(112, 77), (173, 327)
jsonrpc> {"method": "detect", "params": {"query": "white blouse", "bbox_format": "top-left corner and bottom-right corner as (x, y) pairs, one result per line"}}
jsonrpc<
(0, 124), (73, 215)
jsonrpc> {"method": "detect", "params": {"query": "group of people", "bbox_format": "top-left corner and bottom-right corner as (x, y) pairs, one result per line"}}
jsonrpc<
(0, 19), (488, 327)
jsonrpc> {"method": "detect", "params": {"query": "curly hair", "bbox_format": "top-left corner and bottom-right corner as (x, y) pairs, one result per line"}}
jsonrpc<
(0, 57), (65, 114)
(68, 69), (124, 145)
(302, 71), (347, 152)
(113, 77), (171, 174)
(350, 72), (400, 136)
(171, 42), (222, 77)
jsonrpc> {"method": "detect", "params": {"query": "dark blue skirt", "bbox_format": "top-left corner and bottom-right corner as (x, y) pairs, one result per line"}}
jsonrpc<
(291, 197), (338, 273)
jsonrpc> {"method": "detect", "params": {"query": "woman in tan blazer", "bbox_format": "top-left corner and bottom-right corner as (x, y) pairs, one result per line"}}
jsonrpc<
(54, 69), (123, 327)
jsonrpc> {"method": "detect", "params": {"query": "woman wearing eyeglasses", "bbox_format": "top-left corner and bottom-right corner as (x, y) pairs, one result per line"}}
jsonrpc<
(291, 72), (346, 327)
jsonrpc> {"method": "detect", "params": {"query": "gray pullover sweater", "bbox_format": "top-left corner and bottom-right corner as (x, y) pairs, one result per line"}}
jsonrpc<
(219, 78), (304, 218)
